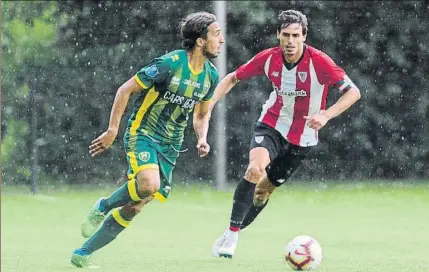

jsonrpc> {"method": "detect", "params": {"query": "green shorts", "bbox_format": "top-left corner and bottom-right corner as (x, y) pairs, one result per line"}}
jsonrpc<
(123, 133), (181, 202)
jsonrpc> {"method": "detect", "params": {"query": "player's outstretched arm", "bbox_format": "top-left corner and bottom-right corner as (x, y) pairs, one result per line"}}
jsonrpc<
(89, 77), (143, 157)
(208, 71), (240, 112)
(193, 101), (211, 158)
(304, 86), (361, 130)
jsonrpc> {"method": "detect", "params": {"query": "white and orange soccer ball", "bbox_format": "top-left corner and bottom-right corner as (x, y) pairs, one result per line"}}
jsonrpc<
(285, 235), (323, 271)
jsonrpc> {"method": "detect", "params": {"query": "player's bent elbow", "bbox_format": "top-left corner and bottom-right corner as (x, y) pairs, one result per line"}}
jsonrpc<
(116, 86), (132, 97)
(193, 111), (210, 121)
(350, 87), (361, 100)
(356, 88), (361, 100)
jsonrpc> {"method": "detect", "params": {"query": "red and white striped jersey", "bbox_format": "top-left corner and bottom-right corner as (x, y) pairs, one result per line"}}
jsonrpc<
(236, 44), (356, 147)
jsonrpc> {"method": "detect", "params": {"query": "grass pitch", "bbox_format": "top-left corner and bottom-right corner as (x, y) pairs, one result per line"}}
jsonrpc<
(2, 181), (429, 272)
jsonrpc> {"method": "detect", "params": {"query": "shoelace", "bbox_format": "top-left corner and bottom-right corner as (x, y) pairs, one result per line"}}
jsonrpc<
(218, 234), (230, 247)
(89, 210), (105, 226)
(223, 239), (235, 248)
(73, 254), (92, 267)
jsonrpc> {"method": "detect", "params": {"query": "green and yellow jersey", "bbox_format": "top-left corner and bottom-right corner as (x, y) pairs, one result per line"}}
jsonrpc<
(126, 49), (219, 144)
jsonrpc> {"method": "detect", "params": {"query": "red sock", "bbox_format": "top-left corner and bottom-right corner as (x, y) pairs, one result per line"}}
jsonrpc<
(229, 226), (240, 232)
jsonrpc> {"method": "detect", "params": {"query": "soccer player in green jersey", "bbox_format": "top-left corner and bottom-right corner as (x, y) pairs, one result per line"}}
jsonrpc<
(71, 12), (224, 268)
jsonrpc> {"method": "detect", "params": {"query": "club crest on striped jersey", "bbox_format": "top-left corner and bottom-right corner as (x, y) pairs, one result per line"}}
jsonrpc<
(298, 72), (307, 82)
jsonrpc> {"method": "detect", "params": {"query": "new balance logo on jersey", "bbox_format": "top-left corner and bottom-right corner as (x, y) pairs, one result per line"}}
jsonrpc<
(271, 71), (279, 77)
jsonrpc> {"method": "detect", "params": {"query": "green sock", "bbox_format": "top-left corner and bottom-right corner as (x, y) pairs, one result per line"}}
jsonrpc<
(81, 209), (131, 254)
(102, 179), (141, 213)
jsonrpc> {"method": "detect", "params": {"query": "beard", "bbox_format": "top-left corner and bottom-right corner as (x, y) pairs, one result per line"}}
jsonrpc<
(202, 44), (218, 59)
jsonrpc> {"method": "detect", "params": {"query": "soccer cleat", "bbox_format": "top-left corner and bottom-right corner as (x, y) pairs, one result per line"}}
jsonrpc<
(81, 197), (106, 238)
(71, 249), (99, 268)
(212, 229), (228, 257)
(212, 229), (239, 259)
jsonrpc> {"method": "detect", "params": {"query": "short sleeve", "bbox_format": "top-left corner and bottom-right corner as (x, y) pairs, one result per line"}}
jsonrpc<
(313, 51), (357, 93)
(134, 58), (171, 90)
(235, 48), (273, 81)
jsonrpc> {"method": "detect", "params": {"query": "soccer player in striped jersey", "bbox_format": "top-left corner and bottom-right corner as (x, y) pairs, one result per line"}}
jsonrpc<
(211, 10), (361, 258)
(70, 12), (224, 268)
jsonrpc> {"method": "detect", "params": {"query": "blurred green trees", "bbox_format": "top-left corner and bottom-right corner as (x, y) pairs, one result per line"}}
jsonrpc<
(2, 1), (428, 186)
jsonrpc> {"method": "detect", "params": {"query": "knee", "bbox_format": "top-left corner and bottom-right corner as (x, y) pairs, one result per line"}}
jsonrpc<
(245, 164), (265, 183)
(255, 187), (266, 196)
(138, 182), (159, 199)
(135, 176), (160, 200)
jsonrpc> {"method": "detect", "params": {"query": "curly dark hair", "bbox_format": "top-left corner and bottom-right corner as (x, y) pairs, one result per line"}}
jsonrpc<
(179, 12), (217, 50)
(277, 10), (308, 35)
